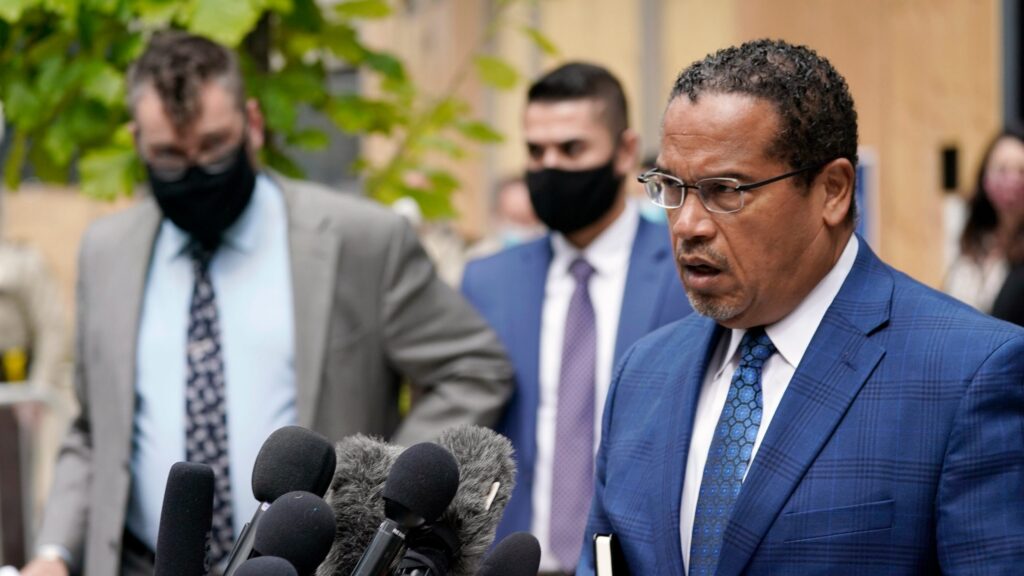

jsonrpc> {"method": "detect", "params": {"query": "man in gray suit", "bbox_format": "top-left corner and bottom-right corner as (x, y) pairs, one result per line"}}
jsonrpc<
(21, 31), (512, 576)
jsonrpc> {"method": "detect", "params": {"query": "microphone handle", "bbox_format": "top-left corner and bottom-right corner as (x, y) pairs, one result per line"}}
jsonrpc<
(350, 519), (407, 576)
(223, 502), (270, 576)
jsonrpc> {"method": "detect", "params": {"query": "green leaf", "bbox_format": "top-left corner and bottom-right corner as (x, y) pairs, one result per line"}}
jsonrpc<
(79, 145), (138, 200)
(40, 116), (76, 168)
(65, 100), (118, 143)
(259, 85), (298, 133)
(29, 137), (70, 183)
(334, 0), (391, 19)
(474, 55), (519, 89)
(136, 0), (181, 26)
(187, 0), (262, 46)
(521, 26), (558, 56)
(83, 0), (118, 14)
(0, 0), (41, 22)
(5, 81), (43, 130)
(320, 22), (365, 63)
(327, 95), (399, 134)
(281, 0), (322, 31)
(365, 50), (405, 82)
(43, 0), (78, 19)
(456, 120), (503, 143)
(81, 61), (124, 106)
(286, 128), (329, 150)
(256, 0), (292, 12)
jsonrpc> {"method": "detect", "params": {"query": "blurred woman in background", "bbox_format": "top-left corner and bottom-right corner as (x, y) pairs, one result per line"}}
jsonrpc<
(946, 127), (1024, 325)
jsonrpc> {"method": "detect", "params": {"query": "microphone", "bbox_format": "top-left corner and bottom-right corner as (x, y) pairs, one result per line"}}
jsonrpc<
(319, 425), (516, 576)
(251, 491), (336, 575)
(224, 426), (337, 575)
(475, 532), (540, 576)
(153, 462), (215, 576)
(349, 442), (460, 576)
(235, 556), (299, 576)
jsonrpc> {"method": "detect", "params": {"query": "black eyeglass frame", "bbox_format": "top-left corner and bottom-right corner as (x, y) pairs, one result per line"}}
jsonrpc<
(637, 162), (827, 214)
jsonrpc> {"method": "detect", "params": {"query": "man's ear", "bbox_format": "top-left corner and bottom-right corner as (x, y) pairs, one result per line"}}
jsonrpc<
(819, 157), (855, 228)
(615, 128), (640, 177)
(245, 98), (265, 151)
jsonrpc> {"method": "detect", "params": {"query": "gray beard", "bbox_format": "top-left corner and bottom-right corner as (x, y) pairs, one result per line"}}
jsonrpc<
(685, 289), (742, 322)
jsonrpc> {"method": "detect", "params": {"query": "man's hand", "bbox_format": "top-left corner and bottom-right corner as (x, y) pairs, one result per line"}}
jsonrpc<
(19, 557), (68, 576)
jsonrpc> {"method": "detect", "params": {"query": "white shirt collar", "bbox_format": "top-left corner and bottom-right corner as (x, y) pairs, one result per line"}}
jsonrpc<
(549, 199), (639, 276)
(714, 234), (860, 378)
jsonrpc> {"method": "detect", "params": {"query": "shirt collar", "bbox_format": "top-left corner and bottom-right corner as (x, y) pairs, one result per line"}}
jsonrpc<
(165, 173), (274, 260)
(550, 199), (639, 276)
(713, 234), (860, 378)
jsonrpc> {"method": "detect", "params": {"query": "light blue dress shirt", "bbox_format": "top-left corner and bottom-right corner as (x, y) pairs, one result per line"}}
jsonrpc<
(127, 174), (296, 550)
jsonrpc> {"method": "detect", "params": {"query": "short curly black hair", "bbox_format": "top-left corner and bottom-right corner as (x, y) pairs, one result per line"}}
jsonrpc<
(671, 39), (859, 225)
(127, 30), (245, 132)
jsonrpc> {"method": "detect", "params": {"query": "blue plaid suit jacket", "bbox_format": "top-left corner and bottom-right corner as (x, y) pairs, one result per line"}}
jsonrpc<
(579, 238), (1024, 575)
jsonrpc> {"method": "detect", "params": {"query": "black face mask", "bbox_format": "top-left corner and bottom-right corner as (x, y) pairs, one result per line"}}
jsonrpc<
(526, 157), (623, 235)
(147, 144), (257, 250)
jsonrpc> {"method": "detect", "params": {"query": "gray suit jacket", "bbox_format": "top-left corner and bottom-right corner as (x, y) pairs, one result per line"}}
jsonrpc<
(36, 175), (513, 575)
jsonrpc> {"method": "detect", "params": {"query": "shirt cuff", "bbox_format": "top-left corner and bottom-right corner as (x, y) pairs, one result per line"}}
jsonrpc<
(35, 544), (72, 567)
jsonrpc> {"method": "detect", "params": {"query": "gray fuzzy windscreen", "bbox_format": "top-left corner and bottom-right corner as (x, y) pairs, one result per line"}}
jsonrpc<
(316, 425), (516, 576)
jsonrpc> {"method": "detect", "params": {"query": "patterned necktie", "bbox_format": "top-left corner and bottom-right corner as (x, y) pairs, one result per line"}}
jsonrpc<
(549, 257), (597, 570)
(184, 245), (234, 570)
(689, 328), (775, 576)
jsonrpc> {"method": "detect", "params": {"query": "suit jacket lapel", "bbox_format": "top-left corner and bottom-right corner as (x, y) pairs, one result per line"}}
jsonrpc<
(615, 217), (672, 364)
(716, 239), (893, 576)
(660, 318), (725, 572)
(109, 202), (161, 443)
(510, 239), (552, 487)
(279, 179), (339, 427)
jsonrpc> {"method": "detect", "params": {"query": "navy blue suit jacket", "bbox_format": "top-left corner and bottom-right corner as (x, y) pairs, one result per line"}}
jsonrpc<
(461, 216), (692, 543)
(579, 238), (1024, 575)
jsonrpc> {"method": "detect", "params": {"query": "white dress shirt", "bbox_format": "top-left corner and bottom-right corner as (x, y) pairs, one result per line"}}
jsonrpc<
(679, 235), (859, 571)
(128, 174), (296, 551)
(532, 201), (640, 571)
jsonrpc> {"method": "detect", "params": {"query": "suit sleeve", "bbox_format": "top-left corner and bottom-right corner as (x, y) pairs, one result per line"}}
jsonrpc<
(34, 236), (95, 573)
(577, 345), (636, 574)
(936, 333), (1024, 574)
(382, 218), (514, 445)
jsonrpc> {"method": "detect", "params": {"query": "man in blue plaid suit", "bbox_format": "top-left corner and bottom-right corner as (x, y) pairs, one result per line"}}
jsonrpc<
(578, 39), (1024, 575)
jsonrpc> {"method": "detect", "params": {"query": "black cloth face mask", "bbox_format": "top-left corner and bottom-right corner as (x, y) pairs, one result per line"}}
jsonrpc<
(526, 157), (624, 235)
(147, 143), (258, 250)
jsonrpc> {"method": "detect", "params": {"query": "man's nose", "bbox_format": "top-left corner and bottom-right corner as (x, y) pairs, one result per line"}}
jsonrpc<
(671, 190), (716, 241)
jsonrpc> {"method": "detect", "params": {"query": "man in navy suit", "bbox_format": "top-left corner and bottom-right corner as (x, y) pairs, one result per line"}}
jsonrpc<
(579, 39), (1024, 575)
(461, 63), (691, 573)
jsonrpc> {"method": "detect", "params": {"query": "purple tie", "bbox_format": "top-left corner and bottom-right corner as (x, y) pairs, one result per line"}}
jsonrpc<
(549, 257), (597, 570)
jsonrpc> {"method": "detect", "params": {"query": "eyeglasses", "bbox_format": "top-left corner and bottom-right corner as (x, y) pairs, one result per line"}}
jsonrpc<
(637, 163), (824, 214)
(146, 142), (243, 182)
(140, 120), (248, 182)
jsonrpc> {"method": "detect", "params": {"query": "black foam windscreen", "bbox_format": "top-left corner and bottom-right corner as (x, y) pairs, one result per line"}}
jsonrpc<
(234, 556), (299, 576)
(253, 491), (336, 575)
(320, 425), (516, 576)
(476, 532), (540, 576)
(252, 426), (337, 502)
(382, 442), (460, 525)
(154, 462), (215, 576)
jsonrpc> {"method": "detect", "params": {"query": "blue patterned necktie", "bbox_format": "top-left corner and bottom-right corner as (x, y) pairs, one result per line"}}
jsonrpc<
(689, 328), (775, 576)
(185, 245), (234, 570)
(549, 257), (597, 570)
